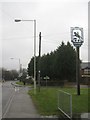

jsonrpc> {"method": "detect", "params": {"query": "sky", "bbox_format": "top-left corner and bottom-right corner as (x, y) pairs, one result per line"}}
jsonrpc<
(0, 0), (89, 70)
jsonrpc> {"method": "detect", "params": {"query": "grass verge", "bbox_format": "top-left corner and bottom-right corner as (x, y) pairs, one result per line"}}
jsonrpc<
(16, 81), (33, 87)
(16, 81), (24, 85)
(28, 87), (89, 116)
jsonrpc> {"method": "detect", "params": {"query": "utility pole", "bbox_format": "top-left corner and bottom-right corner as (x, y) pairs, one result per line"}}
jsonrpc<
(38, 32), (41, 92)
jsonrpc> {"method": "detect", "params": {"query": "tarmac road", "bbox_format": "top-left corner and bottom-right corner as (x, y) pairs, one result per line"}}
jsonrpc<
(2, 81), (40, 118)
(2, 81), (16, 118)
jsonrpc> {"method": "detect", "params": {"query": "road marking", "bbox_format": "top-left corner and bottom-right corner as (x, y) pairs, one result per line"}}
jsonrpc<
(2, 92), (15, 118)
(15, 87), (19, 92)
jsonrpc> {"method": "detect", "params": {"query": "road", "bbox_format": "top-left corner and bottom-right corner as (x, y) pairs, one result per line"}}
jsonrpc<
(2, 81), (16, 118)
(2, 81), (40, 118)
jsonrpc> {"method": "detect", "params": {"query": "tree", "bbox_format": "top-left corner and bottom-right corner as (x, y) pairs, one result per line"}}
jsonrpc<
(2, 68), (18, 81)
(27, 56), (39, 80)
(19, 68), (28, 84)
(11, 70), (19, 80)
(28, 41), (76, 82)
(28, 57), (34, 77)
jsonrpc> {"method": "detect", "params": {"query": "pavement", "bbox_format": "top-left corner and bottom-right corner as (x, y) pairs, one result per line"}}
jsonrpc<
(4, 84), (40, 118)
(81, 113), (90, 119)
(0, 82), (2, 120)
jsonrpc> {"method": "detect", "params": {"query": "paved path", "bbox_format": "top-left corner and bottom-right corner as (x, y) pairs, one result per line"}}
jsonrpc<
(81, 113), (90, 119)
(0, 82), (2, 120)
(4, 86), (40, 118)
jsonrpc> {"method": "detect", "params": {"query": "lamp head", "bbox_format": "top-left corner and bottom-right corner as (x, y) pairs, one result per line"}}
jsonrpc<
(15, 19), (21, 22)
(10, 58), (14, 59)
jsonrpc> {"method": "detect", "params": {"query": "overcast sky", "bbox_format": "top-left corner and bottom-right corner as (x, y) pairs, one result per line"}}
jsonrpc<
(0, 0), (89, 70)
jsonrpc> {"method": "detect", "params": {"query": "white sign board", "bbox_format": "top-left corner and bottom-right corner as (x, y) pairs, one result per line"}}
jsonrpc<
(71, 27), (84, 47)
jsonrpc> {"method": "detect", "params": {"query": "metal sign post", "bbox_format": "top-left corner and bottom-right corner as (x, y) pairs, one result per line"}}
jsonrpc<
(44, 76), (50, 87)
(71, 27), (84, 95)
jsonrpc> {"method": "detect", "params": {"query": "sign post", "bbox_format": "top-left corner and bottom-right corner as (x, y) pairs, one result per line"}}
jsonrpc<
(71, 27), (84, 95)
(44, 76), (50, 87)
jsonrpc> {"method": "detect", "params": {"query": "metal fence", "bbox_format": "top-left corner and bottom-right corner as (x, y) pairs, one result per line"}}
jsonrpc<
(58, 90), (72, 119)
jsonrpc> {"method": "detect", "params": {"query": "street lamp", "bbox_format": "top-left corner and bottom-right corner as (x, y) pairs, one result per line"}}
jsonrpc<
(10, 58), (21, 73)
(14, 19), (36, 94)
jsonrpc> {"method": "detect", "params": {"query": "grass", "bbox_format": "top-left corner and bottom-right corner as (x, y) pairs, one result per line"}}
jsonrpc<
(16, 81), (32, 87)
(16, 81), (24, 85)
(28, 87), (89, 116)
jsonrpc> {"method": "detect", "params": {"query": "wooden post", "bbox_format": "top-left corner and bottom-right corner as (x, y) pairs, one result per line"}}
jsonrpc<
(76, 47), (80, 95)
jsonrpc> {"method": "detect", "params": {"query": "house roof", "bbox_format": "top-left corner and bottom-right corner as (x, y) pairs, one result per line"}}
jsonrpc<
(81, 62), (90, 69)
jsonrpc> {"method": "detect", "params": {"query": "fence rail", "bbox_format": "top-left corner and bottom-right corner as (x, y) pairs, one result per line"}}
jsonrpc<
(58, 90), (72, 119)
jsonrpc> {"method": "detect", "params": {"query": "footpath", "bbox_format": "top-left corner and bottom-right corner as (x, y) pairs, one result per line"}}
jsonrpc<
(5, 85), (40, 118)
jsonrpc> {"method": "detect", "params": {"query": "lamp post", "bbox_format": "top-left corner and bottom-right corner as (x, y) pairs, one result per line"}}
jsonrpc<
(10, 58), (21, 73)
(14, 19), (36, 94)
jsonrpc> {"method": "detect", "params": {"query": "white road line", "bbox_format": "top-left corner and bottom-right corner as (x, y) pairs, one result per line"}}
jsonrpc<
(15, 87), (20, 92)
(2, 92), (15, 118)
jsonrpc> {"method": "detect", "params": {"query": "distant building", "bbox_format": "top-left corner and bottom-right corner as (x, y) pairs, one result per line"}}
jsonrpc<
(80, 62), (90, 85)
